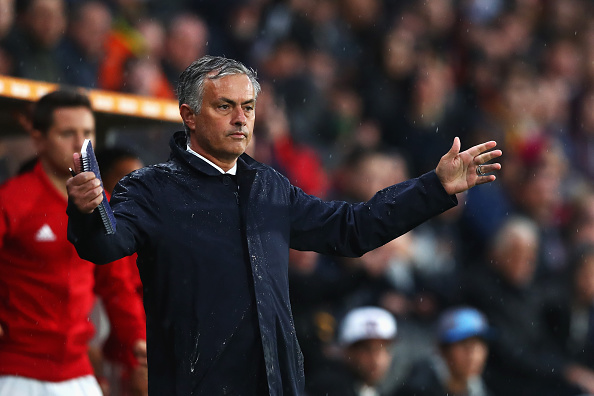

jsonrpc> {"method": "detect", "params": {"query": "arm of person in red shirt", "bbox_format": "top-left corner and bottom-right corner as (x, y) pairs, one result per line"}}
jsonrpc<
(0, 204), (6, 339)
(93, 254), (146, 368)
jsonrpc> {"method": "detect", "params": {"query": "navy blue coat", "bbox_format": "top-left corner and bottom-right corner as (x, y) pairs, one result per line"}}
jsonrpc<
(68, 131), (457, 395)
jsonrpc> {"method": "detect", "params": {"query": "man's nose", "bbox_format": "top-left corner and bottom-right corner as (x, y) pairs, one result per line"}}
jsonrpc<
(232, 108), (247, 126)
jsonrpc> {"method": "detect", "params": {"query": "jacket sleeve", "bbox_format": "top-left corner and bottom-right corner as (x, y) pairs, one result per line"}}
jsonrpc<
(289, 170), (457, 257)
(93, 255), (146, 368)
(67, 173), (155, 264)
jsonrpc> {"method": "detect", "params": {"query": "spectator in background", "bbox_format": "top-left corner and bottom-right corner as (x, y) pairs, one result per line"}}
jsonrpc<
(258, 39), (330, 148)
(252, 80), (330, 198)
(92, 146), (145, 396)
(459, 216), (594, 396)
(329, 147), (454, 390)
(565, 188), (594, 249)
(511, 142), (570, 280)
(397, 307), (492, 396)
(121, 18), (175, 99)
(0, 0), (13, 39)
(58, 0), (112, 88)
(359, 17), (418, 146)
(161, 13), (209, 88)
(0, 90), (146, 395)
(97, 0), (149, 91)
(4, 0), (67, 82)
(570, 86), (594, 182)
(0, 0), (15, 75)
(543, 245), (594, 373)
(306, 306), (398, 396)
(97, 146), (144, 199)
(387, 50), (473, 176)
(332, 147), (409, 203)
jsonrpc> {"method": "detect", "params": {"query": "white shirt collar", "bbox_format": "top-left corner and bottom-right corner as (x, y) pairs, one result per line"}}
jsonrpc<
(187, 144), (237, 175)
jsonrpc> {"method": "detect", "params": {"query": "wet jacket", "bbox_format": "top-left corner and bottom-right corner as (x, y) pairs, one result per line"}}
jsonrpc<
(67, 131), (456, 395)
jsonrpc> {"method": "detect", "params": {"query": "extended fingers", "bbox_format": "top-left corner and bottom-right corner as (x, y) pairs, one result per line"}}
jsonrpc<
(475, 173), (497, 184)
(466, 140), (498, 158)
(474, 149), (503, 165)
(477, 163), (501, 175)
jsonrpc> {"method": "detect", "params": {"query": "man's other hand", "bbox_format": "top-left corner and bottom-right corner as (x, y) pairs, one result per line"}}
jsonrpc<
(436, 137), (502, 195)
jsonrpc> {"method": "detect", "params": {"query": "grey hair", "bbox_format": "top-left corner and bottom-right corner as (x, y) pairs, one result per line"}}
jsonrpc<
(491, 215), (539, 256)
(177, 55), (261, 135)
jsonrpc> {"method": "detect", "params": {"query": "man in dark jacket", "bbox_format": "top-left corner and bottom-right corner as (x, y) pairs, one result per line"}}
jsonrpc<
(66, 55), (502, 395)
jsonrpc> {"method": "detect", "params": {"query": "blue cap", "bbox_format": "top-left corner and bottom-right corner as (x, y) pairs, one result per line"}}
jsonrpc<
(437, 307), (492, 344)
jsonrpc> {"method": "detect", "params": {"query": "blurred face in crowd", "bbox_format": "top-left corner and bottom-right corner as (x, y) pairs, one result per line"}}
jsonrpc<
(32, 106), (95, 178)
(70, 1), (112, 59)
(103, 157), (144, 195)
(0, 0), (14, 38)
(441, 337), (488, 382)
(24, 0), (66, 49)
(345, 339), (393, 386)
(166, 15), (208, 71)
(492, 225), (538, 287)
(346, 153), (408, 202)
(183, 73), (255, 171)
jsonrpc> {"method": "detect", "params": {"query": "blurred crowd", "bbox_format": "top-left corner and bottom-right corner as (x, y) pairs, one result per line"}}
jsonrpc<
(3, 0), (594, 395)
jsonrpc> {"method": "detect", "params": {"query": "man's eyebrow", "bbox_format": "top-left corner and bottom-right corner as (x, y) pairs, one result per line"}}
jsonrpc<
(220, 97), (256, 106)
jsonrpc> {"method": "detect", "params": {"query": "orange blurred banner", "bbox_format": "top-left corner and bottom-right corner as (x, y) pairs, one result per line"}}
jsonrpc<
(0, 75), (181, 123)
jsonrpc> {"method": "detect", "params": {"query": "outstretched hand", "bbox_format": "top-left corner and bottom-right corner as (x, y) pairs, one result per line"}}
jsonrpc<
(436, 137), (502, 195)
(66, 152), (104, 214)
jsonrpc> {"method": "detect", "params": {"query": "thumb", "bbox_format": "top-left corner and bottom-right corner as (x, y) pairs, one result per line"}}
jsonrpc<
(444, 137), (461, 160)
(72, 153), (82, 174)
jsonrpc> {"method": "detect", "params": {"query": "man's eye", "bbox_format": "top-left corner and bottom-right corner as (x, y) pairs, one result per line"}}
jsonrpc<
(244, 106), (254, 112)
(219, 104), (230, 110)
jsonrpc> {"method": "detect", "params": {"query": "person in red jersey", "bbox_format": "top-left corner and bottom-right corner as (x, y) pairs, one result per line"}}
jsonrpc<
(0, 89), (146, 396)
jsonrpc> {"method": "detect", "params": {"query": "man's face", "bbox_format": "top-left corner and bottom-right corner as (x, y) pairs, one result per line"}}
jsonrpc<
(186, 74), (255, 169)
(345, 339), (393, 386)
(25, 0), (66, 49)
(442, 337), (488, 381)
(496, 234), (537, 287)
(33, 106), (95, 177)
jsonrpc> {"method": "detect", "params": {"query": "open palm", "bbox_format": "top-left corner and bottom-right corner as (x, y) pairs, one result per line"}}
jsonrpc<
(436, 137), (502, 195)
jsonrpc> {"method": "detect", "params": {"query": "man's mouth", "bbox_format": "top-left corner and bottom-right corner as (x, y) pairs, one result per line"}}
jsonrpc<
(228, 131), (247, 138)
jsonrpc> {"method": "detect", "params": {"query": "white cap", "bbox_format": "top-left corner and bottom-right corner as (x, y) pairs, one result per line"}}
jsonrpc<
(338, 306), (397, 346)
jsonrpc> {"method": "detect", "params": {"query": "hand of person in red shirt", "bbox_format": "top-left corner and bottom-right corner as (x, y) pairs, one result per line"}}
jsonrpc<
(66, 152), (104, 214)
(128, 365), (148, 396)
(133, 339), (147, 367)
(129, 339), (148, 396)
(0, 323), (3, 337)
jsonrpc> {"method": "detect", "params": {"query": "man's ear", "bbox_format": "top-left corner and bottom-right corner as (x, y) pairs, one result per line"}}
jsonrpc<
(30, 129), (45, 155)
(179, 104), (196, 132)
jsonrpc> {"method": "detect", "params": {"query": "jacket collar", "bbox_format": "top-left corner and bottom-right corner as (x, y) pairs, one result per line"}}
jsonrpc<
(169, 131), (267, 176)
